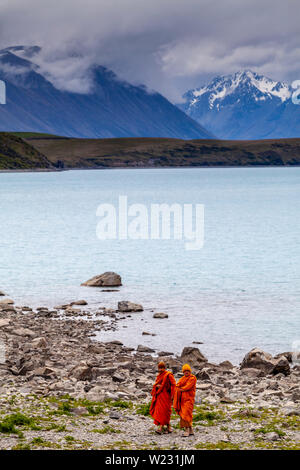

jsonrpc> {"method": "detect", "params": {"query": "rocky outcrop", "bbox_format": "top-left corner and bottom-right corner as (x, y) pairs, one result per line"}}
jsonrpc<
(81, 272), (122, 287)
(180, 347), (208, 365)
(118, 301), (143, 312)
(240, 348), (290, 376)
(274, 351), (293, 363)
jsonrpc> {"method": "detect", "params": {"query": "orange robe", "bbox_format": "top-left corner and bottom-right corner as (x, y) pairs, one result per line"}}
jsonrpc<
(150, 370), (176, 426)
(173, 374), (197, 427)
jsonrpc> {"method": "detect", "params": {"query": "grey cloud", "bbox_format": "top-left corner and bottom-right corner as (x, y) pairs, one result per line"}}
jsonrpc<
(0, 0), (299, 101)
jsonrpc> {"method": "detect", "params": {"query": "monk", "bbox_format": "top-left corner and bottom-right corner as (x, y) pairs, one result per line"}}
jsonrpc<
(173, 364), (197, 437)
(150, 361), (176, 434)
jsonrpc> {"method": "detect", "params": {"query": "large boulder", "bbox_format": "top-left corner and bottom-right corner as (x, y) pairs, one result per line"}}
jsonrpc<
(180, 347), (208, 365)
(274, 351), (293, 363)
(118, 301), (143, 312)
(272, 357), (291, 376)
(69, 362), (93, 381)
(0, 298), (14, 305)
(81, 272), (122, 287)
(240, 348), (290, 376)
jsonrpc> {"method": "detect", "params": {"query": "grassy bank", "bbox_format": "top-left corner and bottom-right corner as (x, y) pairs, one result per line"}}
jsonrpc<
(0, 133), (54, 170)
(0, 394), (299, 450)
(1, 132), (300, 170)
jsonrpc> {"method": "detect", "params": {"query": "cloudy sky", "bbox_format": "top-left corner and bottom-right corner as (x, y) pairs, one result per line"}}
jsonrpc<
(0, 0), (299, 101)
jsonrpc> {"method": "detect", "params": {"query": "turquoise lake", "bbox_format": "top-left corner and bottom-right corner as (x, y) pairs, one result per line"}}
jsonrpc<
(0, 167), (299, 363)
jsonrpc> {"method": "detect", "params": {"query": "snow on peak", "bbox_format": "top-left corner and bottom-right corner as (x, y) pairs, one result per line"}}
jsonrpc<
(187, 70), (292, 109)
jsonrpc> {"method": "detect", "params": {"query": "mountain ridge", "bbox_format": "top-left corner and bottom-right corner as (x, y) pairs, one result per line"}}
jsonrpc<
(179, 70), (300, 139)
(0, 46), (213, 140)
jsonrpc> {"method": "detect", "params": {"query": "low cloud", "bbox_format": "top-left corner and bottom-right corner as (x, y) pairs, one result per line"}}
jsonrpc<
(0, 0), (299, 101)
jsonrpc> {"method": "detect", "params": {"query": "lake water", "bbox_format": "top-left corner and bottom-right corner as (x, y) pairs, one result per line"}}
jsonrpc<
(0, 167), (299, 364)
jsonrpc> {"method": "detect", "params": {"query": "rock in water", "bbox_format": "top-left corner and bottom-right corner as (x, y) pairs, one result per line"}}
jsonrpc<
(118, 301), (143, 312)
(153, 312), (168, 319)
(70, 300), (88, 306)
(0, 291), (5, 296)
(181, 347), (208, 365)
(81, 272), (122, 287)
(137, 345), (155, 353)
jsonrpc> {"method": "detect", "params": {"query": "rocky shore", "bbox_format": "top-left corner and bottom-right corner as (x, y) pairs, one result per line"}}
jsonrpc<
(0, 297), (299, 450)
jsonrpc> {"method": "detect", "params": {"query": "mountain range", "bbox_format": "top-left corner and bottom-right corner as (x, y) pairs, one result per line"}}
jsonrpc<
(1, 47), (299, 141)
(179, 70), (300, 139)
(0, 46), (212, 139)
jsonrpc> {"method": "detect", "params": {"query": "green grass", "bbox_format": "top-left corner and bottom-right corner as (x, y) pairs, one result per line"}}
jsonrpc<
(195, 441), (242, 450)
(10, 132), (63, 139)
(110, 400), (133, 410)
(254, 425), (286, 437)
(193, 409), (225, 424)
(0, 132), (53, 170)
(30, 437), (61, 449)
(44, 423), (67, 432)
(92, 426), (121, 434)
(48, 395), (105, 416)
(0, 413), (37, 437)
(12, 442), (32, 450)
(135, 402), (151, 416)
(51, 401), (72, 416)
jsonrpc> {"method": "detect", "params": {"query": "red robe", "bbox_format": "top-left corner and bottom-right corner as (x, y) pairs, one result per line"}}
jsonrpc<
(150, 370), (176, 426)
(173, 374), (197, 427)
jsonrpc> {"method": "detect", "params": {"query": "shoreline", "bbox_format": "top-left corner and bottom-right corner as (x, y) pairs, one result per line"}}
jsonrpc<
(0, 298), (299, 449)
(1, 164), (300, 174)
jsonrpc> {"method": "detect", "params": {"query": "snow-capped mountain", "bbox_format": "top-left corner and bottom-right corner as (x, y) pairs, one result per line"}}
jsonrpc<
(0, 46), (213, 139)
(179, 70), (300, 139)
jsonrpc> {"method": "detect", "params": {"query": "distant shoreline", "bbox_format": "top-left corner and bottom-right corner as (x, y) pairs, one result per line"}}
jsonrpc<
(1, 133), (300, 171)
(1, 164), (300, 174)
